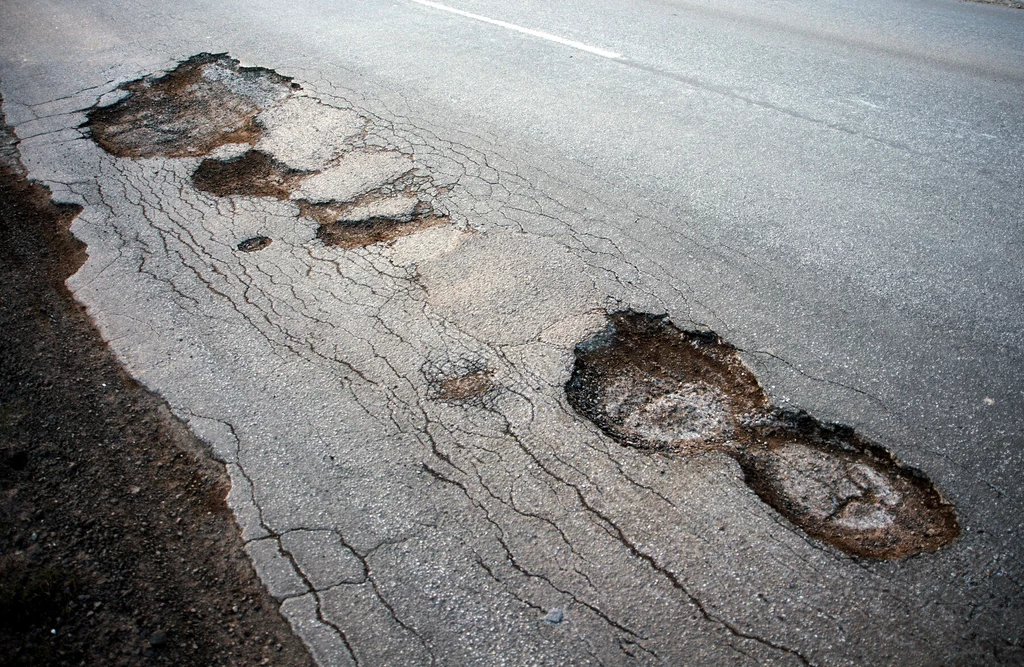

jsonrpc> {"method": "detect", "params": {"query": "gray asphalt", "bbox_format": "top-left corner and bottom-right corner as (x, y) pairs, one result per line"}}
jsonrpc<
(2, 0), (1023, 664)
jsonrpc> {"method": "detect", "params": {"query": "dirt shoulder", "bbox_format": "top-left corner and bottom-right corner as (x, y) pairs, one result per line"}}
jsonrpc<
(0, 98), (313, 665)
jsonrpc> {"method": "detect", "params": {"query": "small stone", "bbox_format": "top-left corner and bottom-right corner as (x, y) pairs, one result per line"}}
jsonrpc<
(128, 486), (141, 495)
(544, 608), (564, 624)
(150, 630), (168, 647)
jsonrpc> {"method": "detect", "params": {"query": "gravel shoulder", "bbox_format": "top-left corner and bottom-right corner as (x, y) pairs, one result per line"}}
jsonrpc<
(0, 96), (313, 666)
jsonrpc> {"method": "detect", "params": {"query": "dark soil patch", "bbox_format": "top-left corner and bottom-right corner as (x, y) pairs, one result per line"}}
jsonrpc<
(86, 53), (295, 158)
(566, 311), (959, 559)
(193, 150), (308, 200)
(1, 99), (313, 665)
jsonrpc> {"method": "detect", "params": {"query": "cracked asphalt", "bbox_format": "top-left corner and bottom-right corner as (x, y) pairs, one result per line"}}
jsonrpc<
(1, 0), (1023, 664)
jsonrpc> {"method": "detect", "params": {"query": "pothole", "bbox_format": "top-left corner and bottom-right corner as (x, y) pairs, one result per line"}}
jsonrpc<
(86, 53), (295, 158)
(566, 311), (959, 559)
(191, 147), (446, 247)
(566, 312), (767, 453)
(192, 150), (308, 199)
(736, 412), (960, 559)
(192, 151), (447, 248)
(293, 153), (450, 248)
(90, 54), (450, 250)
(237, 236), (272, 252)
(307, 201), (447, 249)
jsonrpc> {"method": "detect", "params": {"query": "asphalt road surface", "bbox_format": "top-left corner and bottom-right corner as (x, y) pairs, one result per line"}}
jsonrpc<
(1, 0), (1022, 664)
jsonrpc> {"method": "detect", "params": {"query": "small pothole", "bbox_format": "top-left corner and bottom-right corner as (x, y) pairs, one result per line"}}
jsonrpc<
(193, 150), (308, 199)
(566, 311), (959, 559)
(312, 212), (447, 249)
(302, 193), (447, 249)
(237, 236), (272, 252)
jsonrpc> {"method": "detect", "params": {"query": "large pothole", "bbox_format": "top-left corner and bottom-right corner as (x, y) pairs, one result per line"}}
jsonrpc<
(566, 311), (959, 559)
(566, 312), (767, 453)
(737, 411), (960, 559)
(86, 53), (296, 158)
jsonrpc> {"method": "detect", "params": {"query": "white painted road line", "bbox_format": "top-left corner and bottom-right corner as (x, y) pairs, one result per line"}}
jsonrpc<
(408, 0), (623, 60)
